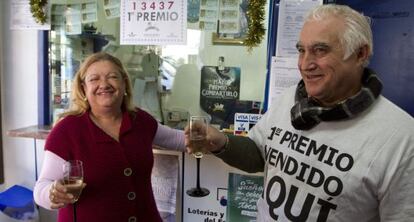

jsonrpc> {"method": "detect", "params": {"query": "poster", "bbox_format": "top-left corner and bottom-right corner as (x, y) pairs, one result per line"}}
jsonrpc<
(104, 0), (121, 19)
(199, 66), (240, 127)
(120, 0), (187, 45)
(227, 173), (264, 222)
(10, 0), (50, 30)
(64, 4), (82, 35)
(275, 0), (322, 57)
(151, 153), (180, 221)
(187, 0), (201, 23)
(198, 0), (246, 35)
(267, 56), (301, 107)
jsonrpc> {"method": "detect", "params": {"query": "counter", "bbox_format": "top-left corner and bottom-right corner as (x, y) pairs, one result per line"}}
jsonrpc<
(6, 125), (51, 140)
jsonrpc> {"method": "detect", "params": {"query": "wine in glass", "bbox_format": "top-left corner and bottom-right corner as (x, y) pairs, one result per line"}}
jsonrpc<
(186, 116), (210, 197)
(63, 160), (84, 222)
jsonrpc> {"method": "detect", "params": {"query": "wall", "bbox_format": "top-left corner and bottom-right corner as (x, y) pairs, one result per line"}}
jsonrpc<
(0, 0), (4, 184)
(0, 0), (56, 221)
(334, 0), (414, 116)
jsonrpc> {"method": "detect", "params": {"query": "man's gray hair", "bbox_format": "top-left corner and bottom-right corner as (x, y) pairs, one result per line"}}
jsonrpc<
(305, 4), (373, 66)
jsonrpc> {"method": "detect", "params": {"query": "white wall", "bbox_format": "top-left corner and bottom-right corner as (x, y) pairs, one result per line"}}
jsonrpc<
(1, 1), (56, 221)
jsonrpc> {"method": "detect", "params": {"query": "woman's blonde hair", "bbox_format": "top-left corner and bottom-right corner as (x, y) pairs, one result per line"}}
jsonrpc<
(57, 52), (135, 123)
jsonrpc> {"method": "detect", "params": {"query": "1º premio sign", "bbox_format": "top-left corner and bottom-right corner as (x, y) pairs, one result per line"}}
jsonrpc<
(120, 0), (187, 45)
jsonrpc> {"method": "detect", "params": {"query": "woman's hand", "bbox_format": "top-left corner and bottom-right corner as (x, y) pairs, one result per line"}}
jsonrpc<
(49, 180), (86, 209)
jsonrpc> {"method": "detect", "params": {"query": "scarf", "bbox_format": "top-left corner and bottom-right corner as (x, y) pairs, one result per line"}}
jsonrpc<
(291, 68), (383, 130)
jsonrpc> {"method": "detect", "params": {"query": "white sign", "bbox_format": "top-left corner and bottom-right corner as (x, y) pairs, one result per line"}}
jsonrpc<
(151, 153), (179, 215)
(120, 0), (187, 45)
(10, 0), (50, 30)
(268, 56), (302, 107)
(275, 0), (322, 57)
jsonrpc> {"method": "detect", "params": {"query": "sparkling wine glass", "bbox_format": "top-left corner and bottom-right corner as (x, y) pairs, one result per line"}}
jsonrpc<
(186, 116), (210, 197)
(63, 160), (84, 222)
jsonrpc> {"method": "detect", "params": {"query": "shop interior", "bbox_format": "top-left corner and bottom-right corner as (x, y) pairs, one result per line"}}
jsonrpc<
(0, 0), (413, 222)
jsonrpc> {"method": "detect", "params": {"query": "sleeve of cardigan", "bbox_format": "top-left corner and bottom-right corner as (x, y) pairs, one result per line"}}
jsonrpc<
(33, 151), (66, 210)
(153, 123), (186, 151)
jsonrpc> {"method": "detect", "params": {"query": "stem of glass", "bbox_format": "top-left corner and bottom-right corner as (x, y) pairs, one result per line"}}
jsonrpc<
(196, 157), (201, 189)
(73, 202), (77, 222)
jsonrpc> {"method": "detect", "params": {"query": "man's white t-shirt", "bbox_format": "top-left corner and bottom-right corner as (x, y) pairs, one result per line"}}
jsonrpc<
(249, 86), (414, 222)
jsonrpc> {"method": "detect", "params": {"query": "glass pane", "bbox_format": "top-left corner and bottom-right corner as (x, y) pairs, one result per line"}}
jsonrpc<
(48, 0), (268, 128)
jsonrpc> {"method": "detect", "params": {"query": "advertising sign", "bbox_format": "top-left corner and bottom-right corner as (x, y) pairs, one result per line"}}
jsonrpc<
(199, 66), (241, 127)
(234, 113), (262, 136)
(227, 173), (263, 222)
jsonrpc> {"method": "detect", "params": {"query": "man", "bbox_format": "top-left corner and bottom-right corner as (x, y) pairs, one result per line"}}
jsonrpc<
(186, 4), (414, 222)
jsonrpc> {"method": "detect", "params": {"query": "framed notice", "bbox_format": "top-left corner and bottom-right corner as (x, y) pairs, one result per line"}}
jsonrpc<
(120, 0), (187, 45)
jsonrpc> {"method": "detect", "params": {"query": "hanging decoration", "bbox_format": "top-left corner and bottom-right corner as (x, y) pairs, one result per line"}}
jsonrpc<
(30, 0), (48, 24)
(245, 0), (266, 51)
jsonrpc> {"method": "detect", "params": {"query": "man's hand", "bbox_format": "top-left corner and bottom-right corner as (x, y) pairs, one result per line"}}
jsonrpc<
(184, 124), (227, 154)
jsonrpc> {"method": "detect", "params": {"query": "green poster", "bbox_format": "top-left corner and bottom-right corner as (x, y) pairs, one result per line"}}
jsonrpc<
(227, 173), (263, 222)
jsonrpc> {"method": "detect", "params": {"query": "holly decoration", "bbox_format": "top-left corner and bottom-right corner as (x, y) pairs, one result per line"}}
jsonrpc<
(245, 0), (266, 52)
(30, 0), (48, 24)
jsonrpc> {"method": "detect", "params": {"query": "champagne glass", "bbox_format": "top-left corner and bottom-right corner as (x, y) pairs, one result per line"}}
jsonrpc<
(186, 116), (210, 197)
(63, 160), (84, 222)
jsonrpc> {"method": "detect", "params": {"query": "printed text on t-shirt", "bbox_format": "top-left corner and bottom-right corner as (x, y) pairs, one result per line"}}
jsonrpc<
(262, 126), (355, 221)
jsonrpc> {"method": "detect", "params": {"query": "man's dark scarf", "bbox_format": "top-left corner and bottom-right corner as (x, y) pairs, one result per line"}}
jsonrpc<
(291, 68), (383, 130)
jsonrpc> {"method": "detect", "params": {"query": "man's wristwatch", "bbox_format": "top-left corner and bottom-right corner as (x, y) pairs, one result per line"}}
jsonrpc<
(210, 134), (229, 155)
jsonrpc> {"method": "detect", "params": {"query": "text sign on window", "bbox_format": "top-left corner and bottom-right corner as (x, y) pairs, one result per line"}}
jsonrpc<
(120, 0), (187, 45)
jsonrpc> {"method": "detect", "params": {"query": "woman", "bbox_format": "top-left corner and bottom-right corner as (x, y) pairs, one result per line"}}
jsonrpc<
(34, 52), (185, 222)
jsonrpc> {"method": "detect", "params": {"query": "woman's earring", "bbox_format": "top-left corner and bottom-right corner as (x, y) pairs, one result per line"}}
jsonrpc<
(124, 92), (128, 96)
(83, 97), (87, 101)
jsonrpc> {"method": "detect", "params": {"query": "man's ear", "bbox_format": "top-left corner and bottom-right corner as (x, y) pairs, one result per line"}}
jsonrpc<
(356, 45), (369, 65)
